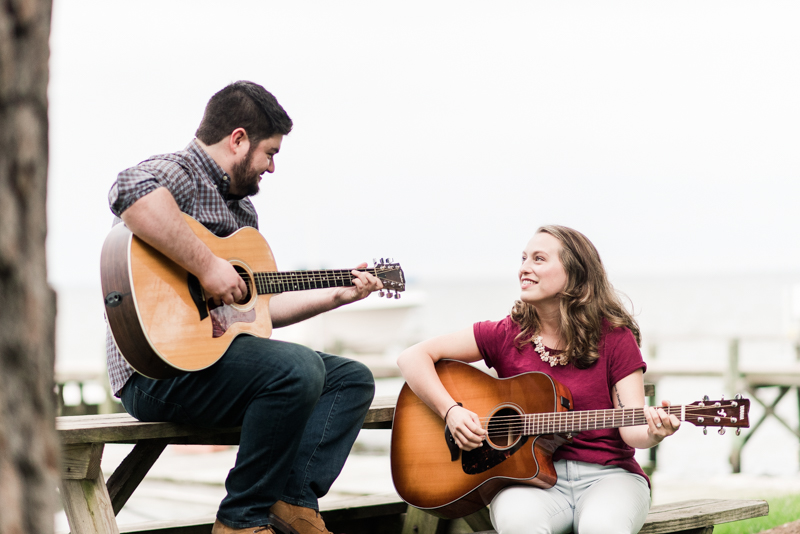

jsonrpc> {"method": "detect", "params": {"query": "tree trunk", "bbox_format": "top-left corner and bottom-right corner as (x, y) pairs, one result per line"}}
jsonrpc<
(0, 1), (58, 533)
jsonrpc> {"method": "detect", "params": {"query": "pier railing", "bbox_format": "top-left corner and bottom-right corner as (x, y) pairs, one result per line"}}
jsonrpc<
(645, 337), (800, 473)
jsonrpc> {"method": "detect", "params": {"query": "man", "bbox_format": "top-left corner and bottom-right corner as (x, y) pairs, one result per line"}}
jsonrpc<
(106, 81), (383, 534)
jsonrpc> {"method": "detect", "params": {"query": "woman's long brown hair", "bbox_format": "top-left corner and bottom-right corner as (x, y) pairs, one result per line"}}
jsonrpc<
(510, 225), (641, 369)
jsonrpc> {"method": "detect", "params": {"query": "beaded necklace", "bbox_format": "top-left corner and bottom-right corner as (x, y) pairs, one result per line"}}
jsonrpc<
(534, 335), (569, 367)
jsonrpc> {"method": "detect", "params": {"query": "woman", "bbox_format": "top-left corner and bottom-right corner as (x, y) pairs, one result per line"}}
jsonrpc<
(396, 225), (680, 534)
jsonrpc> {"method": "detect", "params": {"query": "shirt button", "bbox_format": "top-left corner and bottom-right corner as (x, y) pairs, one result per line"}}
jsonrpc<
(222, 175), (229, 181)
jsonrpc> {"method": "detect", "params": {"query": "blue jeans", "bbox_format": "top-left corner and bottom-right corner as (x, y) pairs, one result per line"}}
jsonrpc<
(119, 337), (375, 529)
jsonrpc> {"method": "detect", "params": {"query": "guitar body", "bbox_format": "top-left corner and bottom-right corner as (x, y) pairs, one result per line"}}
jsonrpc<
(390, 360), (573, 519)
(101, 214), (276, 378)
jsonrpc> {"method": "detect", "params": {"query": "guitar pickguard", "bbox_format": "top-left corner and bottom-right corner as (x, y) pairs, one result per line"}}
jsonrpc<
(461, 436), (529, 475)
(208, 299), (256, 338)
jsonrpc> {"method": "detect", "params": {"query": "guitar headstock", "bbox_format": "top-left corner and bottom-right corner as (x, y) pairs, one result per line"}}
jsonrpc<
(684, 395), (750, 436)
(373, 258), (405, 298)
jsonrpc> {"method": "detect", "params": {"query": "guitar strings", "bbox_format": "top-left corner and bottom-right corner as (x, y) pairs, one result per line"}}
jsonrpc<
(249, 270), (361, 292)
(250, 269), (386, 288)
(476, 408), (735, 425)
(245, 267), (402, 294)
(476, 406), (730, 421)
(473, 406), (739, 436)
(254, 268), (383, 279)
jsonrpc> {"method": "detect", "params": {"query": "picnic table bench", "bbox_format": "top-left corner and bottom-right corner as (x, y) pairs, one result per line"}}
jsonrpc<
(403, 498), (770, 534)
(57, 385), (768, 534)
(57, 396), (397, 534)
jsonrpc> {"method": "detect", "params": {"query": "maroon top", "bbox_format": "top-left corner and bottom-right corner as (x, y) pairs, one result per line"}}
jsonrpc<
(473, 316), (649, 484)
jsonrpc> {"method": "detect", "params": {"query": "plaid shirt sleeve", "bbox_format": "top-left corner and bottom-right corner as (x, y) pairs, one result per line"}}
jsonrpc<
(108, 158), (197, 217)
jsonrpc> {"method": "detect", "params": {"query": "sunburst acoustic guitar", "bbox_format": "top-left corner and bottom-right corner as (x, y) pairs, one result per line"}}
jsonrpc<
(101, 214), (405, 380)
(390, 359), (751, 519)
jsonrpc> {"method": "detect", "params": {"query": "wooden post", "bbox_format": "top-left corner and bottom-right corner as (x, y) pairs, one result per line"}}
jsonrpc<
(646, 382), (658, 476)
(796, 341), (800, 470)
(727, 338), (744, 474)
(463, 507), (493, 531)
(725, 338), (741, 397)
(648, 342), (658, 360)
(401, 506), (444, 534)
(60, 443), (120, 534)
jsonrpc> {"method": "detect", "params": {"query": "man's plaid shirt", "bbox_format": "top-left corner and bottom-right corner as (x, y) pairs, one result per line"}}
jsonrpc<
(105, 140), (259, 395)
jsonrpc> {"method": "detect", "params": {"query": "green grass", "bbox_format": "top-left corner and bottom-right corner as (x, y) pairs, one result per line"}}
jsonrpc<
(714, 493), (800, 534)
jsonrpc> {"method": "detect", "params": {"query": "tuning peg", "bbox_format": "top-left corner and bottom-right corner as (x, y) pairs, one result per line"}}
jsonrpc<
(736, 428), (741, 436)
(378, 290), (385, 298)
(386, 290), (393, 298)
(703, 395), (710, 402)
(718, 428), (726, 436)
(394, 292), (401, 299)
(703, 427), (708, 435)
(373, 258), (377, 265)
(734, 393), (742, 400)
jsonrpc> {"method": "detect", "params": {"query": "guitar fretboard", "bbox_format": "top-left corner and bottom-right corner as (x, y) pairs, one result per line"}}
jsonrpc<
(521, 406), (684, 435)
(252, 269), (378, 294)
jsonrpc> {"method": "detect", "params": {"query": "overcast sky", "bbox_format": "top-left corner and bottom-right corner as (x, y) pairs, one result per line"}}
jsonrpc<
(47, 1), (800, 289)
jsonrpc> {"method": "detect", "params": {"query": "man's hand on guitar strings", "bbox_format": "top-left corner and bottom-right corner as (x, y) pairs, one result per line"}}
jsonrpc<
(332, 262), (384, 306)
(199, 256), (249, 306)
(446, 405), (487, 450)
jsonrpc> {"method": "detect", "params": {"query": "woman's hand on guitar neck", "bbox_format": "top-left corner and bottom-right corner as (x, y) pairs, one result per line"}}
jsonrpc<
(643, 401), (681, 444)
(446, 405), (487, 451)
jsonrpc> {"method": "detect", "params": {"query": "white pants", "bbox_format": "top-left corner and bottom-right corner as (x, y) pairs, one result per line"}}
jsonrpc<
(490, 460), (650, 534)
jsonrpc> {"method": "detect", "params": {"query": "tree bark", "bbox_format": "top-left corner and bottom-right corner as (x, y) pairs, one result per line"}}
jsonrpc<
(0, 1), (58, 533)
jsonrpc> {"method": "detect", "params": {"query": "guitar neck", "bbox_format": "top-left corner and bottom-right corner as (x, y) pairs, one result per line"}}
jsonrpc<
(520, 405), (685, 435)
(252, 268), (378, 294)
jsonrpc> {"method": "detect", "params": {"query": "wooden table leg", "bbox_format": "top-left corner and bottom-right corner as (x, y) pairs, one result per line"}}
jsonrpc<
(463, 507), (493, 531)
(401, 505), (445, 534)
(107, 438), (170, 515)
(60, 443), (120, 534)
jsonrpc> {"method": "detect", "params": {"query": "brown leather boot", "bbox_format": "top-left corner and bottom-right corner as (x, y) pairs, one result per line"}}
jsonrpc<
(211, 520), (276, 534)
(270, 500), (333, 534)
(212, 518), (298, 534)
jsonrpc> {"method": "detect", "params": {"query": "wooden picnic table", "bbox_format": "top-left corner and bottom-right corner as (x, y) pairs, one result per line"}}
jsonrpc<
(58, 383), (769, 534)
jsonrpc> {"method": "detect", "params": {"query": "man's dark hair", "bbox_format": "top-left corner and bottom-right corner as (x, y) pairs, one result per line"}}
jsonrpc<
(195, 81), (293, 145)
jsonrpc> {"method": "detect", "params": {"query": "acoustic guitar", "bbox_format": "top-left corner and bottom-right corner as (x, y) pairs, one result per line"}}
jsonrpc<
(390, 359), (750, 519)
(101, 214), (405, 379)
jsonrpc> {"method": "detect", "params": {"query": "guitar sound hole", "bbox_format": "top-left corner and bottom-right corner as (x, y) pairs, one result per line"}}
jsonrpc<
(487, 407), (522, 450)
(234, 266), (253, 305)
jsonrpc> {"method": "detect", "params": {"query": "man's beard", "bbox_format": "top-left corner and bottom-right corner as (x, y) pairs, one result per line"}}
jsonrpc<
(230, 147), (261, 197)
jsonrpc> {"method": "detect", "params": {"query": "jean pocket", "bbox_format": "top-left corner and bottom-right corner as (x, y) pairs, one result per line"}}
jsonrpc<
(131, 386), (191, 424)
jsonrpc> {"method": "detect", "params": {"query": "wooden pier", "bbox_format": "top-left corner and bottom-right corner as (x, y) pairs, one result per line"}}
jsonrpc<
(645, 338), (800, 473)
